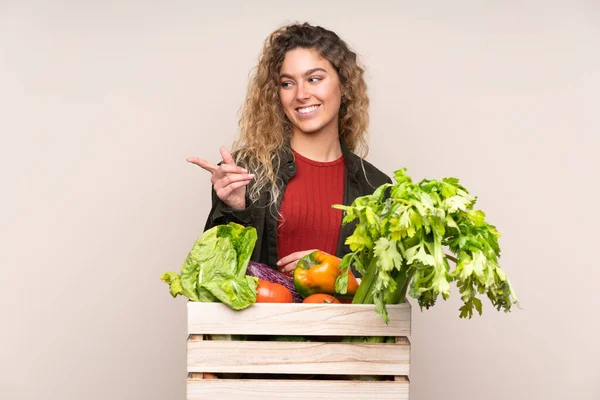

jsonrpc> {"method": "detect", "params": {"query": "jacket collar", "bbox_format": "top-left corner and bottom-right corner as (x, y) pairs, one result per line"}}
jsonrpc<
(340, 140), (361, 183)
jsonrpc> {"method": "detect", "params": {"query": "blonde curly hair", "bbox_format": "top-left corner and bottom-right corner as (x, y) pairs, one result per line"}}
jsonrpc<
(232, 22), (370, 207)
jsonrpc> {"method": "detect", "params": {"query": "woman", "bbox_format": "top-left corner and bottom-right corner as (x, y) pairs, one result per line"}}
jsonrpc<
(187, 22), (390, 274)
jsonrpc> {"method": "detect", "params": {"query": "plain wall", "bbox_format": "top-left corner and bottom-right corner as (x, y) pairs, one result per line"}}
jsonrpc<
(1, 1), (599, 399)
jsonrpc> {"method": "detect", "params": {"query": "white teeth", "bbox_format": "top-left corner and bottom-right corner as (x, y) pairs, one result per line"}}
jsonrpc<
(298, 105), (319, 114)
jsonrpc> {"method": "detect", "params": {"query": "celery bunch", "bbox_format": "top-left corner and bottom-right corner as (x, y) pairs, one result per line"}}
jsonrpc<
(334, 169), (519, 323)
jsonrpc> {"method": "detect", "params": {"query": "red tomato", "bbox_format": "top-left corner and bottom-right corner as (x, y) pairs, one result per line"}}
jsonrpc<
(256, 280), (293, 303)
(302, 294), (341, 304)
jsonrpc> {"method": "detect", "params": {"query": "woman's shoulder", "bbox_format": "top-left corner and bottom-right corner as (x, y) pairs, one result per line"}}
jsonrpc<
(344, 151), (391, 186)
(339, 140), (387, 183)
(359, 157), (392, 188)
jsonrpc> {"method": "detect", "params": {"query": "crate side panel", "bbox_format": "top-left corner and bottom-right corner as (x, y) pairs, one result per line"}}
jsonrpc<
(187, 340), (410, 376)
(187, 379), (409, 400)
(187, 302), (411, 336)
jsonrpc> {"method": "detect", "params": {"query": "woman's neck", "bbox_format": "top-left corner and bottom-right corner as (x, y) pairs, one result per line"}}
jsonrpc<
(290, 131), (342, 162)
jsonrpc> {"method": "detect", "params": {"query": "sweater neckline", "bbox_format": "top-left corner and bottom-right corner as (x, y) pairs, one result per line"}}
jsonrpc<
(291, 149), (345, 167)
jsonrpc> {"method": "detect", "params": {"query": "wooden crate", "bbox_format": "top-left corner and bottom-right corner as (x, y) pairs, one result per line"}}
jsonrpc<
(187, 302), (411, 400)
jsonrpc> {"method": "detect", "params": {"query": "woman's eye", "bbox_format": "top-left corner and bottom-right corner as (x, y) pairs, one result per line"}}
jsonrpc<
(281, 81), (293, 88)
(308, 76), (322, 83)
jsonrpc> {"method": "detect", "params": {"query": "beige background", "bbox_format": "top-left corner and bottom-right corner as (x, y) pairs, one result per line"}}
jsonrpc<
(1, 1), (599, 399)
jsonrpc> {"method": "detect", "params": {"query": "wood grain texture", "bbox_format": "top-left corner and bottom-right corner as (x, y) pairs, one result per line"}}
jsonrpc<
(187, 340), (410, 376)
(187, 379), (409, 399)
(187, 302), (411, 336)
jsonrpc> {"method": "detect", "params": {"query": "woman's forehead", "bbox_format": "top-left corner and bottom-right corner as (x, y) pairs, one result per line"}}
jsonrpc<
(279, 48), (334, 75)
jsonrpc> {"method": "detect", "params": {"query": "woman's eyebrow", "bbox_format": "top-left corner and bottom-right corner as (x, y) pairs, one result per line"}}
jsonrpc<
(279, 67), (328, 80)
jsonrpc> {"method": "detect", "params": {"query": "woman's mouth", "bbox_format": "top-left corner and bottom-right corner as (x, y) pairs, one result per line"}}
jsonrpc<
(296, 104), (320, 115)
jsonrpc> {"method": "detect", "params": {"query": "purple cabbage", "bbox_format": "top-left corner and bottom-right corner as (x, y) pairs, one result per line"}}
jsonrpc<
(246, 261), (303, 303)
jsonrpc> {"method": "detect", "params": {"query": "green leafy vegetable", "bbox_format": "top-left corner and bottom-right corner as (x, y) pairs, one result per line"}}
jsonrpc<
(334, 168), (519, 322)
(161, 222), (258, 310)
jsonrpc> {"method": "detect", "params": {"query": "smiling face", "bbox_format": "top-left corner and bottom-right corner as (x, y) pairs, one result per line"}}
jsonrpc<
(278, 47), (342, 139)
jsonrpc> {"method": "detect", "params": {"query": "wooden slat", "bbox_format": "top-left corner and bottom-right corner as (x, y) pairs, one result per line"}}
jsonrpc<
(394, 337), (411, 382)
(187, 302), (411, 336)
(187, 335), (204, 379)
(187, 340), (410, 376)
(187, 379), (409, 400)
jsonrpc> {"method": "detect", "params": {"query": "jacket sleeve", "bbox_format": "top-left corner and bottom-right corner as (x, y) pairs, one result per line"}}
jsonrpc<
(203, 186), (255, 231)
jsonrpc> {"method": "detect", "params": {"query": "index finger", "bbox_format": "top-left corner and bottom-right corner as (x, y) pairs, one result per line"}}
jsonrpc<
(186, 157), (218, 173)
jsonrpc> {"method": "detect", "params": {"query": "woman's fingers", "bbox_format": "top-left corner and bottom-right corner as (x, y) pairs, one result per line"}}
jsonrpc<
(212, 164), (249, 179)
(187, 156), (249, 178)
(280, 261), (299, 275)
(277, 249), (317, 274)
(186, 157), (218, 173)
(213, 172), (255, 190)
(215, 179), (252, 199)
(187, 147), (253, 209)
(220, 146), (236, 166)
(277, 249), (317, 267)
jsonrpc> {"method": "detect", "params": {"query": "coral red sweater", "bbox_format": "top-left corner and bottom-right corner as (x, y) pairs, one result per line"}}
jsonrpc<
(277, 150), (345, 262)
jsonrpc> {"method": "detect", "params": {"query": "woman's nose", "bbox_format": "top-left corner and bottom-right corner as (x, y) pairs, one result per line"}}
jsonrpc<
(295, 82), (310, 102)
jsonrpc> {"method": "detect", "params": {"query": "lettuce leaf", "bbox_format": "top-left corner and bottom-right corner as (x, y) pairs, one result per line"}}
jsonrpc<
(160, 272), (184, 298)
(161, 222), (258, 310)
(201, 275), (259, 311)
